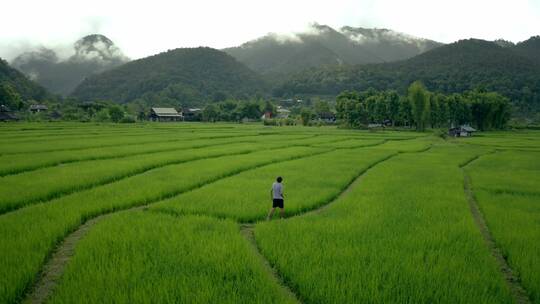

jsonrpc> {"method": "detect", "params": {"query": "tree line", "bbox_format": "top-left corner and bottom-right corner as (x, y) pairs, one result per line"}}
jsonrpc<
(336, 81), (511, 131)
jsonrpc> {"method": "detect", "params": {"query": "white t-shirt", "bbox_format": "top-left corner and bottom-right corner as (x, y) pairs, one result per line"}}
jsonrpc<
(272, 182), (283, 199)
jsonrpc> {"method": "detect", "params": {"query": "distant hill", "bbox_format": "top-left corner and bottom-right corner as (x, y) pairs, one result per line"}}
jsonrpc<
(274, 38), (540, 114)
(71, 47), (267, 106)
(512, 36), (540, 65)
(224, 24), (442, 75)
(0, 58), (49, 102)
(11, 34), (129, 96)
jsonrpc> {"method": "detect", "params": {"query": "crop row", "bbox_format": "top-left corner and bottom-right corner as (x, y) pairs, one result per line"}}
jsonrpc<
(152, 147), (396, 222)
(0, 133), (314, 176)
(38, 146), (398, 302)
(255, 144), (513, 303)
(46, 212), (297, 303)
(467, 150), (540, 303)
(0, 131), (255, 155)
(0, 145), (321, 303)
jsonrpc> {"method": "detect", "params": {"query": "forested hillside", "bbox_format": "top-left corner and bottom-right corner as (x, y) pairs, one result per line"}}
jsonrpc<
(11, 35), (129, 95)
(512, 36), (540, 65)
(224, 24), (441, 75)
(0, 58), (50, 108)
(71, 47), (267, 106)
(274, 39), (540, 115)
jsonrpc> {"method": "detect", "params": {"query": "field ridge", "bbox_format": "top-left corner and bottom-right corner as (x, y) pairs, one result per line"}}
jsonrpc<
(0, 140), (256, 177)
(19, 148), (334, 303)
(0, 148), (258, 216)
(240, 224), (302, 304)
(463, 155), (532, 304)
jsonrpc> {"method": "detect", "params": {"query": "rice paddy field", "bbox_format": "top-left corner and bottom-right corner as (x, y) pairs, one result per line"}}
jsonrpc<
(0, 122), (538, 304)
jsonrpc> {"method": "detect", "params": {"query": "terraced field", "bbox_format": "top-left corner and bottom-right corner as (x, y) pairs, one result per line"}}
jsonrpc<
(0, 123), (538, 303)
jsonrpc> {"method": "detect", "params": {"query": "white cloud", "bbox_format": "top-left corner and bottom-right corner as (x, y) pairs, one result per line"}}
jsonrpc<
(0, 0), (538, 61)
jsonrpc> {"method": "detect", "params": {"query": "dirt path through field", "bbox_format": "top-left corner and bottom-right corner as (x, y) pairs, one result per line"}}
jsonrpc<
(22, 206), (143, 304)
(20, 148), (334, 303)
(240, 224), (302, 303)
(462, 155), (531, 304)
(22, 143), (424, 303)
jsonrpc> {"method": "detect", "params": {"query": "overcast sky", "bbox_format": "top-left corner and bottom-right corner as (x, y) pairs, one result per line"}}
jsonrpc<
(1, 0), (539, 61)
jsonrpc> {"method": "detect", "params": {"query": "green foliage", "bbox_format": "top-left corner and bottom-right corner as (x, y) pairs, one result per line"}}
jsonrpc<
(300, 107), (315, 125)
(0, 82), (23, 109)
(336, 85), (511, 130)
(0, 58), (50, 103)
(202, 104), (219, 122)
(108, 105), (125, 122)
(408, 81), (430, 131)
(274, 39), (540, 117)
(70, 47), (268, 107)
(119, 115), (136, 123)
(93, 109), (110, 122)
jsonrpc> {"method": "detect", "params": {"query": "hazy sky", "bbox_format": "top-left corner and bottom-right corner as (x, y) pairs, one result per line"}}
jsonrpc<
(1, 0), (539, 60)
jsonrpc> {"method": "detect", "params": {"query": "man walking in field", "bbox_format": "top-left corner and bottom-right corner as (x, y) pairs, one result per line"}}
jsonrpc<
(267, 176), (284, 220)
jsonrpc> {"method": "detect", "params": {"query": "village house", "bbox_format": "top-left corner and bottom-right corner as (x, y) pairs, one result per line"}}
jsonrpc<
(275, 106), (291, 119)
(29, 104), (48, 113)
(318, 111), (336, 123)
(0, 105), (18, 122)
(449, 125), (477, 137)
(149, 107), (183, 122)
(183, 108), (202, 121)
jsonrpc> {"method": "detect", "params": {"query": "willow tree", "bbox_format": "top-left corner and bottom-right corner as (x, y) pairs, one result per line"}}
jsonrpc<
(408, 81), (430, 131)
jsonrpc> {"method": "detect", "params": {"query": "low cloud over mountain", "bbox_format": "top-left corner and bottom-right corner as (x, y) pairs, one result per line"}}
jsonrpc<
(224, 23), (443, 75)
(11, 34), (129, 96)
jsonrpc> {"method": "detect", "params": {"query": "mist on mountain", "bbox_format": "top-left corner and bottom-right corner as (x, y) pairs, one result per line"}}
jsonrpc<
(223, 23), (443, 75)
(11, 34), (129, 96)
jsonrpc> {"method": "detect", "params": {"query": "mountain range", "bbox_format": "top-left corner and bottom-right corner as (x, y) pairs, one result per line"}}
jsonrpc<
(2, 26), (539, 116)
(11, 34), (129, 96)
(223, 24), (442, 75)
(0, 58), (49, 104)
(70, 47), (267, 106)
(274, 37), (540, 114)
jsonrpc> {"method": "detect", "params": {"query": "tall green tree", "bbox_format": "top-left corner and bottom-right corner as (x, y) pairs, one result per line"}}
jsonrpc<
(202, 104), (220, 122)
(108, 105), (125, 123)
(408, 81), (430, 131)
(0, 83), (23, 110)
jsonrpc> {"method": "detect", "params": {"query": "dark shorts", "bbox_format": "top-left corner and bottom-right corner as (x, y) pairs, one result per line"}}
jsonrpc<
(272, 198), (284, 208)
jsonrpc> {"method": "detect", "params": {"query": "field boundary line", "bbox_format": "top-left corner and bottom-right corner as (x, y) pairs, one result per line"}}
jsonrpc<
(257, 145), (433, 223)
(2, 143), (318, 216)
(0, 139), (256, 177)
(22, 206), (146, 304)
(21, 143), (430, 303)
(20, 148), (333, 303)
(0, 148), (265, 216)
(240, 224), (302, 304)
(287, 152), (398, 220)
(462, 154), (532, 304)
(0, 133), (259, 156)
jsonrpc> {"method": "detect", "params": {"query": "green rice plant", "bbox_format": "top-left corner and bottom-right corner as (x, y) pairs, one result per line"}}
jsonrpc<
(47, 212), (296, 304)
(376, 136), (437, 152)
(311, 138), (386, 148)
(467, 151), (540, 303)
(0, 142), (260, 213)
(255, 145), (513, 303)
(152, 147), (396, 222)
(0, 137), (254, 176)
(0, 131), (254, 155)
(0, 133), (314, 176)
(0, 146), (320, 303)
